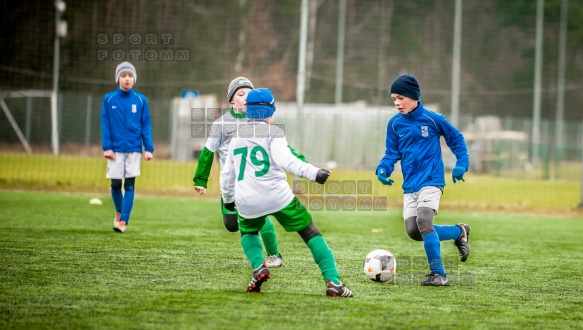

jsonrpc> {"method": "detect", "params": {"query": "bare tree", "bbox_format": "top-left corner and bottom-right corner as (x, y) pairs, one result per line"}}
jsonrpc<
(234, 0), (247, 73)
(377, 0), (394, 104)
(305, 0), (324, 91)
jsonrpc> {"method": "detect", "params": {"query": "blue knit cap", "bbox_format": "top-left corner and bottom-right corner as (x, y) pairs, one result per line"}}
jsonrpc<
(390, 73), (420, 100)
(246, 88), (276, 119)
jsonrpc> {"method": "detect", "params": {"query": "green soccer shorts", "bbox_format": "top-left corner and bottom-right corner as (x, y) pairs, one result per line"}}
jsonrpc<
(238, 197), (311, 234)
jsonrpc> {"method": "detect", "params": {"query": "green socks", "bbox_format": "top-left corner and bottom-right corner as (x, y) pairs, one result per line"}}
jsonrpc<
(307, 236), (340, 285)
(241, 234), (264, 269)
(260, 217), (279, 257)
(241, 227), (341, 286)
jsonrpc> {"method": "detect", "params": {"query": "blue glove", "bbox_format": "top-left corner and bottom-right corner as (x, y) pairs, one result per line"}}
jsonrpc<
(452, 166), (466, 183)
(377, 168), (394, 186)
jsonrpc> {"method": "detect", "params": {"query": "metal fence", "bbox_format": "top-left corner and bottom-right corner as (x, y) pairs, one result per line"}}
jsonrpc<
(2, 1), (583, 183)
(1, 90), (581, 182)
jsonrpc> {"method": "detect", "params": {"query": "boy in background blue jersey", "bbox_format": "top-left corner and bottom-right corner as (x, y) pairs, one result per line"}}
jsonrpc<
(376, 73), (471, 286)
(101, 61), (154, 233)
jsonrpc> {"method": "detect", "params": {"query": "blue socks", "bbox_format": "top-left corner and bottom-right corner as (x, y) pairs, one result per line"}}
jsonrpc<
(422, 231), (445, 277)
(111, 188), (123, 214)
(434, 225), (462, 241)
(121, 185), (134, 223)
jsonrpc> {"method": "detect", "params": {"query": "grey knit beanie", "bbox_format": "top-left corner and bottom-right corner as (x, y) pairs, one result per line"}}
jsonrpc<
(227, 76), (254, 103)
(115, 61), (137, 84)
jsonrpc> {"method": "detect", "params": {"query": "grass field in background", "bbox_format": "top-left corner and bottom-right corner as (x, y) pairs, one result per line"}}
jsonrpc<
(0, 190), (582, 329)
(0, 153), (582, 217)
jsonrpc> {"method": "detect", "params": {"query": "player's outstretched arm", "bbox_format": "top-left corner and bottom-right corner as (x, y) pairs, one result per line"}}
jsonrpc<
(193, 146), (215, 194)
(437, 114), (470, 172)
(271, 135), (319, 181)
(376, 119), (400, 182)
(288, 145), (308, 163)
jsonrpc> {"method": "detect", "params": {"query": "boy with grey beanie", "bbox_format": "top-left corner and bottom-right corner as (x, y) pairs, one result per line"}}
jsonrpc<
(102, 61), (154, 233)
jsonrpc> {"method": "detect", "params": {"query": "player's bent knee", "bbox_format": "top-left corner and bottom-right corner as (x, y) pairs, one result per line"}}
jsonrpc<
(416, 207), (435, 235)
(124, 177), (135, 189)
(111, 179), (122, 190)
(405, 217), (423, 241)
(223, 214), (239, 232)
(297, 220), (321, 244)
(240, 230), (259, 237)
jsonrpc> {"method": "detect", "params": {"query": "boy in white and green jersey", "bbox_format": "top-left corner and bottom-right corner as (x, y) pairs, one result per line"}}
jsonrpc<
(221, 88), (353, 297)
(193, 77), (304, 268)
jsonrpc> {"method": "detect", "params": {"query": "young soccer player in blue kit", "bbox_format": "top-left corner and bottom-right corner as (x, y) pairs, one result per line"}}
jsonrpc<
(101, 61), (154, 233)
(376, 73), (471, 286)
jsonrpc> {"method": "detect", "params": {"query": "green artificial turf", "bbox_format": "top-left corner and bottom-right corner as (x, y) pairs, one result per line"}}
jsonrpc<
(1, 191), (582, 329)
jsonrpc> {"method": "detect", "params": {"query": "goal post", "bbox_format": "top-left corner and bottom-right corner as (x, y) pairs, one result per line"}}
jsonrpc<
(0, 90), (53, 154)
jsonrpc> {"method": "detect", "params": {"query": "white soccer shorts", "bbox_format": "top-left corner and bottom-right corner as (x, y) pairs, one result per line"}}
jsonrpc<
(402, 186), (443, 220)
(106, 152), (142, 179)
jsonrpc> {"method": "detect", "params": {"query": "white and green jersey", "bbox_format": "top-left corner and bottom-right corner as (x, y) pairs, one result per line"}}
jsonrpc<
(192, 109), (246, 189)
(204, 109), (247, 170)
(221, 121), (320, 219)
(193, 109), (307, 189)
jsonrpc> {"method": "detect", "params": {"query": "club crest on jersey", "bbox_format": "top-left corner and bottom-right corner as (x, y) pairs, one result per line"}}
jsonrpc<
(421, 126), (429, 137)
(132, 104), (137, 113)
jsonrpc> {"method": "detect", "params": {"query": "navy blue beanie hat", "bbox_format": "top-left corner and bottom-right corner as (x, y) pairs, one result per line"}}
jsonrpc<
(246, 88), (276, 119)
(390, 73), (420, 100)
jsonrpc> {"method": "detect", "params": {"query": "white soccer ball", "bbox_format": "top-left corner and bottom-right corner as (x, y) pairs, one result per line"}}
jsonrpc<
(363, 249), (396, 282)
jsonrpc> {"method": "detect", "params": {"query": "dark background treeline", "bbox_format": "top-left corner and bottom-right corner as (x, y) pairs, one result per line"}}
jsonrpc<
(1, 0), (583, 120)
